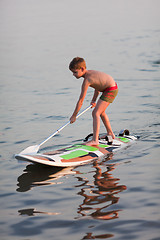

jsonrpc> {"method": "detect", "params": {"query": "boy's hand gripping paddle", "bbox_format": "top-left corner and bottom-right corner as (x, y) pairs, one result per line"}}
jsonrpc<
(19, 105), (92, 155)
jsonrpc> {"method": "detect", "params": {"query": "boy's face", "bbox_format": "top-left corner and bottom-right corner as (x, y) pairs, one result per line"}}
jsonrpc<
(71, 68), (85, 79)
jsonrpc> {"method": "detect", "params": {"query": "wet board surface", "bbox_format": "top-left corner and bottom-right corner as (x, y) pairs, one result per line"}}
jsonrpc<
(15, 134), (137, 167)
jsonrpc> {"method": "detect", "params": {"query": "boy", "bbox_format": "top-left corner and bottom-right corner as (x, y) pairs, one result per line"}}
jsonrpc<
(69, 57), (118, 146)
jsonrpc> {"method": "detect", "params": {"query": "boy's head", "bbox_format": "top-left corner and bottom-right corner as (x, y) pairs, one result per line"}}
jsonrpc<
(69, 57), (86, 71)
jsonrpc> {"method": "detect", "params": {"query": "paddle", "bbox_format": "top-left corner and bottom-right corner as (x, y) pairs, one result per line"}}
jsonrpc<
(19, 105), (92, 155)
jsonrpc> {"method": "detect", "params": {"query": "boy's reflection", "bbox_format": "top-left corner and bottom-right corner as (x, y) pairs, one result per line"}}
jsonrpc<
(76, 156), (127, 220)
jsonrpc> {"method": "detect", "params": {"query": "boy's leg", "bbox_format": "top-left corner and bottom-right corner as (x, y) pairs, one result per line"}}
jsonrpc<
(100, 111), (115, 139)
(86, 99), (113, 145)
(94, 99), (115, 139)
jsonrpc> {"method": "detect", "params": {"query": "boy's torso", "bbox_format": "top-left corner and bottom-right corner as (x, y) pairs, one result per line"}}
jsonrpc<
(85, 70), (116, 92)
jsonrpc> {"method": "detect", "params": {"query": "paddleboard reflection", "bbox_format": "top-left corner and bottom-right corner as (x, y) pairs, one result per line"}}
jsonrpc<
(17, 164), (76, 192)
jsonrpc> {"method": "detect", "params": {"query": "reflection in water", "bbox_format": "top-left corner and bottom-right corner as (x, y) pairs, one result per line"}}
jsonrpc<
(18, 208), (60, 216)
(75, 155), (127, 221)
(82, 232), (114, 239)
(17, 163), (76, 192)
(17, 156), (127, 239)
(17, 164), (77, 217)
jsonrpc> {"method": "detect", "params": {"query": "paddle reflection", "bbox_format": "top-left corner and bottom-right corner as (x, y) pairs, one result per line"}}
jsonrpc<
(17, 164), (76, 192)
(82, 232), (114, 239)
(18, 208), (60, 216)
(75, 155), (127, 220)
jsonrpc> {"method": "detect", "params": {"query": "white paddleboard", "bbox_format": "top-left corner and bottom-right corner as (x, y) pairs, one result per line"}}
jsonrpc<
(15, 130), (137, 167)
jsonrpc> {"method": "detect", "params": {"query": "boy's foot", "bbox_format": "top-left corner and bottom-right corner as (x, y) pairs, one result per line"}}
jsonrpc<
(85, 140), (99, 146)
(108, 132), (115, 139)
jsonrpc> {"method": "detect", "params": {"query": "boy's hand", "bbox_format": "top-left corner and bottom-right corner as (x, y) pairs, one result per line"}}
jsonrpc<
(70, 115), (76, 124)
(91, 101), (96, 108)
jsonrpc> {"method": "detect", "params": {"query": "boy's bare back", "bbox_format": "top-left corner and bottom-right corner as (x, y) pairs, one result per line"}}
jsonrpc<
(84, 70), (116, 92)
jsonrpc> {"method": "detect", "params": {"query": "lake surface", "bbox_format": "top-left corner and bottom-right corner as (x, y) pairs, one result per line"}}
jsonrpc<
(0, 0), (160, 239)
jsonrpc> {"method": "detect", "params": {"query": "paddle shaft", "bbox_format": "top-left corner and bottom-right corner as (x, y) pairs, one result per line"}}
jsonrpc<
(39, 105), (92, 147)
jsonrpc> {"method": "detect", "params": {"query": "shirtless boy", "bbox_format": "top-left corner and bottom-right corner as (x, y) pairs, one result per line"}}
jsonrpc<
(69, 57), (118, 146)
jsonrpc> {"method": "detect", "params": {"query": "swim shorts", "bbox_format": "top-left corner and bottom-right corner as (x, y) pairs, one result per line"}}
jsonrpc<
(100, 83), (118, 103)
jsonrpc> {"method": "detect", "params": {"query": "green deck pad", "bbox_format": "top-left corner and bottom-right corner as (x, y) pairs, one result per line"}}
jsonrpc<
(98, 143), (109, 148)
(66, 144), (98, 152)
(61, 150), (88, 160)
(117, 137), (130, 143)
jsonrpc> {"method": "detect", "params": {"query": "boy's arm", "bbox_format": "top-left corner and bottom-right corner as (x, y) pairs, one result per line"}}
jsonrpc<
(70, 80), (90, 123)
(91, 89), (100, 107)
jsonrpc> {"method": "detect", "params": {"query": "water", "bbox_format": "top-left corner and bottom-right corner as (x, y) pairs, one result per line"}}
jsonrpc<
(0, 0), (160, 239)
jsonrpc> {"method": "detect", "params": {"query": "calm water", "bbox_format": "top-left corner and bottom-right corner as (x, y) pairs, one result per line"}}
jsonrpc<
(0, 0), (160, 239)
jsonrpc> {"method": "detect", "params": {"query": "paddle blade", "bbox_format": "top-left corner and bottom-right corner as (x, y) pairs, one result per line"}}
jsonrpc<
(19, 145), (40, 155)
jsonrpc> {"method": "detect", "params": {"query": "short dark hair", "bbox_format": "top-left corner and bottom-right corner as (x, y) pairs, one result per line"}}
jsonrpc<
(69, 57), (86, 70)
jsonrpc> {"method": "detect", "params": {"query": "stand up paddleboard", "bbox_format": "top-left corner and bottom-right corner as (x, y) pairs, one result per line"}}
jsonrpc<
(15, 130), (137, 167)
